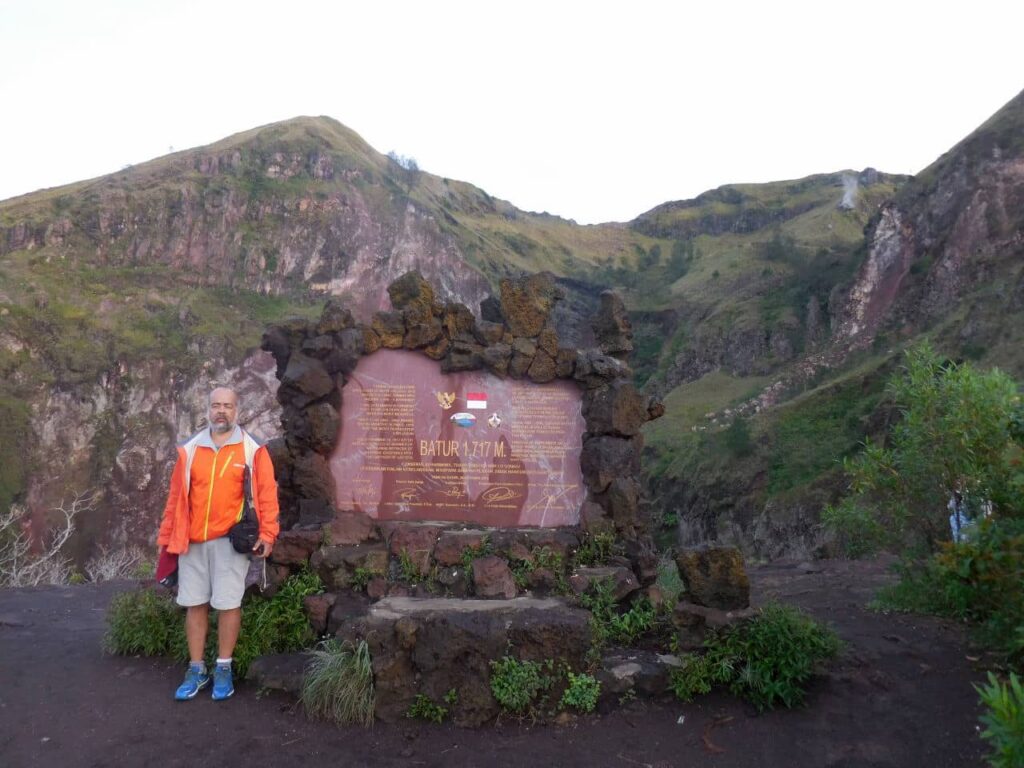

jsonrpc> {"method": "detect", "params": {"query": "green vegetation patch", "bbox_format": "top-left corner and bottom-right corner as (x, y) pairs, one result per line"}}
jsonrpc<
(302, 638), (375, 727)
(669, 603), (841, 711)
(105, 570), (323, 678)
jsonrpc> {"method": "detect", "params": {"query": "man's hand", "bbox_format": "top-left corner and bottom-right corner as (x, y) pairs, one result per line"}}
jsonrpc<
(252, 538), (274, 558)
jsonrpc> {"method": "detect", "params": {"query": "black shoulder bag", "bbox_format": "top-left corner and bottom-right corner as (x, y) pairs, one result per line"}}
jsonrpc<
(228, 464), (260, 554)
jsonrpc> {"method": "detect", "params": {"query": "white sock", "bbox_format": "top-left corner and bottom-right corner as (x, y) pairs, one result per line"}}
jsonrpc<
(189, 660), (206, 673)
(216, 657), (232, 668)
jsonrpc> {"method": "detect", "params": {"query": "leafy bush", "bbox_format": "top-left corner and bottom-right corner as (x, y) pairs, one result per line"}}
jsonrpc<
(873, 518), (1024, 662)
(843, 344), (1020, 549)
(105, 588), (183, 657)
(232, 569), (322, 677)
(669, 603), (840, 711)
(302, 639), (375, 727)
(489, 656), (554, 715)
(105, 570), (323, 678)
(821, 499), (886, 559)
(976, 672), (1024, 768)
(559, 672), (601, 713)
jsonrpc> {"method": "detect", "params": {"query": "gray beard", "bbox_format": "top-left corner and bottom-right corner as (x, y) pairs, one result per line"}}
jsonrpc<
(211, 422), (234, 434)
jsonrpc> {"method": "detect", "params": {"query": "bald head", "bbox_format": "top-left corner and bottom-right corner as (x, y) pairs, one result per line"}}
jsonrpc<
(208, 387), (238, 434)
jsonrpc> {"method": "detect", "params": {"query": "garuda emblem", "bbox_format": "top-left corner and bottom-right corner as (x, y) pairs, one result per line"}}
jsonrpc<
(436, 391), (456, 410)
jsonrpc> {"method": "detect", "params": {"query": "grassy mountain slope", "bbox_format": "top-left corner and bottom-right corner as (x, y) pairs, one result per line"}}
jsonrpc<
(2, 89), (1021, 559)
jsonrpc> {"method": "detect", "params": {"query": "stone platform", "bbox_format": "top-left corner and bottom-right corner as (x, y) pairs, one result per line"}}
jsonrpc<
(336, 596), (592, 726)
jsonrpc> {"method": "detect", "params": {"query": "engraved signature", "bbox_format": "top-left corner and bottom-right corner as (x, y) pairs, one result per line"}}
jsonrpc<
(481, 486), (522, 503)
(397, 488), (421, 502)
(441, 486), (468, 499)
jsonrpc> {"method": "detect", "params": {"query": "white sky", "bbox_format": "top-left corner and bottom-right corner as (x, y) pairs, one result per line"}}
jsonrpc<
(1, 0), (1022, 224)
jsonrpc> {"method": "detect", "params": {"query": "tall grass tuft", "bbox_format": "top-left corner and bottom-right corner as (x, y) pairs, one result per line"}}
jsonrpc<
(302, 639), (375, 727)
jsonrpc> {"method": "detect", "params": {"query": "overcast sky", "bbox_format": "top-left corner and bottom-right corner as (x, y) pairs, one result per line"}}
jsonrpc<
(1, 1), (1022, 224)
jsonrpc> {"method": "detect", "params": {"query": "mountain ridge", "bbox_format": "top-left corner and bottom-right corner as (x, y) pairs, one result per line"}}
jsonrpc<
(2, 89), (1021, 562)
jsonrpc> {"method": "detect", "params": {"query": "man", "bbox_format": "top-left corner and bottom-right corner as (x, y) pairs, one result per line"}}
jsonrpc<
(157, 387), (279, 701)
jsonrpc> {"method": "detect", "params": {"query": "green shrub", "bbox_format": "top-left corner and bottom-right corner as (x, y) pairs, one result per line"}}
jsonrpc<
(821, 499), (886, 559)
(872, 518), (1024, 663)
(669, 602), (840, 711)
(104, 588), (183, 657)
(302, 639), (375, 727)
(232, 569), (322, 677)
(843, 344), (1019, 550)
(976, 672), (1024, 768)
(489, 655), (554, 715)
(105, 570), (323, 678)
(559, 672), (601, 713)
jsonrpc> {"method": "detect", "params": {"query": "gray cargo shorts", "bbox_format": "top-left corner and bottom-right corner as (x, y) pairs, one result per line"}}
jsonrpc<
(176, 537), (251, 610)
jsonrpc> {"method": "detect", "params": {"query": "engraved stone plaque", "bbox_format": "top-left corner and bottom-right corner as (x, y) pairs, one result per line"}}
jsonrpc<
(330, 350), (585, 526)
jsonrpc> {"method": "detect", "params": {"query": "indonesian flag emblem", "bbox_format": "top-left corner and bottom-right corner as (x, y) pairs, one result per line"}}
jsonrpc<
(466, 392), (487, 410)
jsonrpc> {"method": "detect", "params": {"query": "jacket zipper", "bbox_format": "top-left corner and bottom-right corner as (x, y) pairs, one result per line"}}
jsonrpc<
(203, 449), (221, 541)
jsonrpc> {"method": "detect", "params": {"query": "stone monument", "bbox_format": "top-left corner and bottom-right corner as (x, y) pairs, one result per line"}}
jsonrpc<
(257, 270), (665, 724)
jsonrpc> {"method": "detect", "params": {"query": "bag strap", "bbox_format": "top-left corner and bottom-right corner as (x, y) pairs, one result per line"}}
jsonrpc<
(241, 465), (256, 523)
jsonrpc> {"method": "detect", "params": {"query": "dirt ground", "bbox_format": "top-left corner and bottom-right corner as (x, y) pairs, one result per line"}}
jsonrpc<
(0, 558), (989, 768)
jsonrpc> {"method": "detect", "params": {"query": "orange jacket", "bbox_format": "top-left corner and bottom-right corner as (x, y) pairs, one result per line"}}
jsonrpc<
(157, 427), (280, 555)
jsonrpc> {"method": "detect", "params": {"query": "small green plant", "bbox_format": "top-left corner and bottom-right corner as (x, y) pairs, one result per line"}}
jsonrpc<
(301, 638), (375, 727)
(580, 579), (657, 648)
(668, 603), (840, 711)
(654, 554), (685, 608)
(459, 537), (492, 572)
(559, 671), (601, 713)
(575, 532), (619, 566)
(406, 692), (449, 723)
(489, 655), (555, 715)
(976, 672), (1024, 768)
(351, 567), (372, 591)
(510, 546), (569, 593)
(397, 549), (422, 583)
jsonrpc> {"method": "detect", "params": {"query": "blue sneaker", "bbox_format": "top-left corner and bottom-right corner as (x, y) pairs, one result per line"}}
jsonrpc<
(174, 664), (210, 700)
(212, 663), (234, 701)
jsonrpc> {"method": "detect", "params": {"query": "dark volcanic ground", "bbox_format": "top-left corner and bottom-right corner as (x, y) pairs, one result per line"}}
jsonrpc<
(0, 559), (988, 768)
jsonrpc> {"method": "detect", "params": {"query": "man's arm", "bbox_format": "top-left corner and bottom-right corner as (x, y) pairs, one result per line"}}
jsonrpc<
(157, 453), (184, 548)
(252, 447), (280, 556)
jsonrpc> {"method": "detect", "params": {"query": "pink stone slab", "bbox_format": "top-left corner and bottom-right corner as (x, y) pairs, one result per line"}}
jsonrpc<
(330, 350), (585, 527)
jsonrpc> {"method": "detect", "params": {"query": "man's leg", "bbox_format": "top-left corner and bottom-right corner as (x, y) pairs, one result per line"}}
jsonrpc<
(217, 607), (241, 659)
(174, 543), (213, 700)
(210, 538), (250, 701)
(185, 603), (210, 662)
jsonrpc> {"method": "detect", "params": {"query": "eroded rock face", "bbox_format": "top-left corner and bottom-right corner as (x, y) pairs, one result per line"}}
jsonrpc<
(338, 596), (592, 726)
